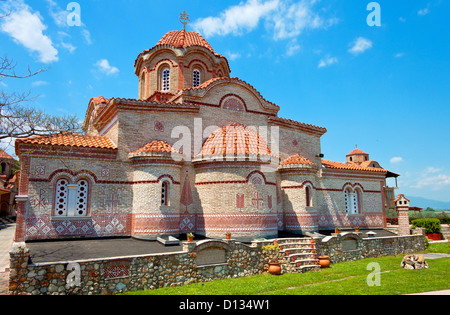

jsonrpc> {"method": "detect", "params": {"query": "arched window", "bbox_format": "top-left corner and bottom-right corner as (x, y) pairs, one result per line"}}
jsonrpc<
(54, 177), (89, 217)
(140, 72), (146, 99)
(305, 185), (312, 207)
(345, 187), (360, 214)
(55, 179), (69, 217)
(193, 69), (201, 87)
(161, 181), (169, 206)
(76, 179), (89, 216)
(162, 68), (170, 92)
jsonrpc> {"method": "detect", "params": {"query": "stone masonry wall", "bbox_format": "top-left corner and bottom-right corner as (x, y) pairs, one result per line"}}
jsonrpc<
(8, 233), (426, 295)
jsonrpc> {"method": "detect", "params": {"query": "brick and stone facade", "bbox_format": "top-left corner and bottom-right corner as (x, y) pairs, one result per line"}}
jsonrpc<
(14, 29), (394, 242)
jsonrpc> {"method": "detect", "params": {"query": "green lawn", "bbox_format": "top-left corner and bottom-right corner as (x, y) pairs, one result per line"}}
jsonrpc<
(122, 243), (450, 295)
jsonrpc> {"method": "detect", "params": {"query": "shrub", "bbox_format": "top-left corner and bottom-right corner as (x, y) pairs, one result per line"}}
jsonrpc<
(386, 217), (398, 225)
(411, 218), (441, 234)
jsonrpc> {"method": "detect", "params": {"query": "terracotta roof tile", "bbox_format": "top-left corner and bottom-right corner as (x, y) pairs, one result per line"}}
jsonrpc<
(198, 123), (273, 158)
(281, 154), (316, 166)
(394, 194), (410, 203)
(135, 30), (229, 69)
(156, 30), (215, 52)
(16, 133), (117, 150)
(0, 149), (15, 160)
(347, 148), (368, 156)
(132, 140), (180, 154)
(321, 159), (387, 173)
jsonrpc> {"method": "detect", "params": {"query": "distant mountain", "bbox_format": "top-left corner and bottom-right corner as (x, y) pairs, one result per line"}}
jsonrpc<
(408, 196), (450, 210)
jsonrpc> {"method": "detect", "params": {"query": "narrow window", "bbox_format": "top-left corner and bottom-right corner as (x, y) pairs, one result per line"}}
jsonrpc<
(140, 72), (146, 99)
(162, 68), (170, 92)
(76, 179), (89, 216)
(353, 190), (359, 214)
(55, 179), (69, 217)
(345, 188), (353, 214)
(161, 181), (169, 206)
(305, 186), (312, 207)
(193, 69), (201, 87)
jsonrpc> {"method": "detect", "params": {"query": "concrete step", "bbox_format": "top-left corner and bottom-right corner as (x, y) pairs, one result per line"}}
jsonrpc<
(292, 258), (319, 267)
(287, 253), (317, 262)
(299, 264), (321, 273)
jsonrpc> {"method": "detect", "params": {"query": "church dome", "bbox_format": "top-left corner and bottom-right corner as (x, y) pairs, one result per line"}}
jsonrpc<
(156, 30), (216, 54)
(346, 148), (368, 156)
(196, 123), (273, 160)
(281, 154), (316, 166)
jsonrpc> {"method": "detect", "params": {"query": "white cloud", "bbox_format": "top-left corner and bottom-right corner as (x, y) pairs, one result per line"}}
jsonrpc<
(32, 80), (49, 87)
(418, 8), (430, 16)
(348, 37), (373, 55)
(318, 56), (338, 68)
(226, 51), (241, 61)
(394, 52), (405, 58)
(192, 0), (279, 37)
(286, 39), (301, 56)
(61, 42), (76, 53)
(390, 157), (403, 164)
(45, 0), (69, 26)
(410, 167), (450, 191)
(192, 0), (336, 40)
(95, 59), (119, 75)
(81, 29), (93, 45)
(0, 1), (58, 63)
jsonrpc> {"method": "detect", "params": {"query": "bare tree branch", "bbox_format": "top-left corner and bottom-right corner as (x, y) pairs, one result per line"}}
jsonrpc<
(0, 56), (81, 142)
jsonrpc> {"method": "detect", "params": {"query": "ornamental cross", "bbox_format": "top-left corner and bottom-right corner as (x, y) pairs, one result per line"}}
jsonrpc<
(252, 192), (264, 210)
(179, 11), (190, 30)
(105, 193), (120, 213)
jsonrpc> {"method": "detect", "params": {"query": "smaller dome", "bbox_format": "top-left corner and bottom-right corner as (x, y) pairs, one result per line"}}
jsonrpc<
(346, 148), (368, 156)
(197, 123), (272, 160)
(132, 140), (180, 154)
(281, 154), (316, 166)
(156, 30), (216, 53)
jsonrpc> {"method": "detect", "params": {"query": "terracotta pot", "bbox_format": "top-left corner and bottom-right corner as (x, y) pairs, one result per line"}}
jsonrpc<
(268, 262), (282, 275)
(355, 228), (360, 233)
(187, 236), (194, 242)
(226, 234), (231, 240)
(318, 256), (330, 268)
(426, 233), (441, 241)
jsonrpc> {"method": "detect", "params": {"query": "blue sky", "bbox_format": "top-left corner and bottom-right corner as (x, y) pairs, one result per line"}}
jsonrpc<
(0, 0), (449, 202)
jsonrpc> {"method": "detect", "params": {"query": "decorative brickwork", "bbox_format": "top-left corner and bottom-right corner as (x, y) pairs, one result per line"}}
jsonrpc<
(14, 28), (395, 243)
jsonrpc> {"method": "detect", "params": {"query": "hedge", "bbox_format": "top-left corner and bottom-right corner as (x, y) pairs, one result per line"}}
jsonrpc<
(411, 218), (441, 234)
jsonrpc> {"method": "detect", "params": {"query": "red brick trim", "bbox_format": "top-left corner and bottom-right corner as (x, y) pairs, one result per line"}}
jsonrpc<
(29, 169), (180, 185)
(281, 180), (381, 193)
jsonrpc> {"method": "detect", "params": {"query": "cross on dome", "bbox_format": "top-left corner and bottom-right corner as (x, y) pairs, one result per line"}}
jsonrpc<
(179, 11), (190, 30)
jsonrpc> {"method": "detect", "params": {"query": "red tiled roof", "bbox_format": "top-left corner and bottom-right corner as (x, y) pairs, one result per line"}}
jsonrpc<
(156, 30), (215, 52)
(132, 140), (180, 154)
(91, 96), (110, 105)
(198, 123), (272, 158)
(0, 149), (15, 160)
(347, 148), (368, 156)
(394, 194), (410, 203)
(321, 159), (387, 173)
(135, 30), (229, 68)
(281, 154), (316, 166)
(16, 133), (117, 150)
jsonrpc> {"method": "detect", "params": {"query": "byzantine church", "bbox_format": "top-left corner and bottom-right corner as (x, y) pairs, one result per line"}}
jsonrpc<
(14, 26), (395, 242)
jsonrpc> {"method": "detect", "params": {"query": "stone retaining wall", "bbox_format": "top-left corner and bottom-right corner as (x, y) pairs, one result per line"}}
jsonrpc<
(315, 232), (426, 264)
(8, 233), (426, 295)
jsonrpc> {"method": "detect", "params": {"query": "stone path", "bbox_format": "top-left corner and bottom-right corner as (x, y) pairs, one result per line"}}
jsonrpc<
(0, 223), (15, 295)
